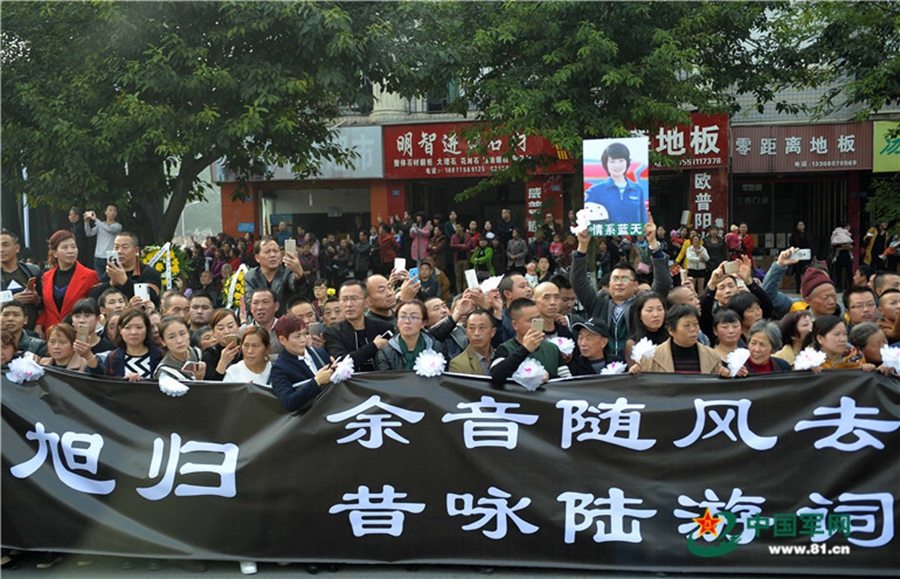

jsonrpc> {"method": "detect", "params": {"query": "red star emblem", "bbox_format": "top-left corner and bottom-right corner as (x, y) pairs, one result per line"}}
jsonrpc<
(693, 508), (723, 537)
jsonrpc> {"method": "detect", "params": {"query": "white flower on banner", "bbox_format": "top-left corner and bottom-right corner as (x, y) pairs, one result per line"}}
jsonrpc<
(330, 356), (355, 384)
(414, 349), (446, 378)
(726, 348), (751, 377)
(548, 336), (575, 356)
(793, 348), (827, 371)
(600, 361), (627, 375)
(512, 358), (547, 391)
(158, 373), (190, 397)
(480, 275), (504, 293)
(6, 356), (44, 384)
(569, 208), (593, 235)
(631, 337), (656, 362)
(880, 345), (900, 374)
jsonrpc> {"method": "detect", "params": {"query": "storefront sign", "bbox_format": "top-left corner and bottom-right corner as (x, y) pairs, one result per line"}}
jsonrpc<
(216, 126), (385, 181)
(689, 168), (728, 231)
(732, 123), (873, 173)
(873, 122), (900, 173)
(524, 176), (564, 241)
(649, 113), (730, 169)
(383, 123), (574, 179)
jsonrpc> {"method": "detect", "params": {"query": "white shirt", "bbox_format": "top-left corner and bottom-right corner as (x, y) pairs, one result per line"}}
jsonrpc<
(223, 361), (272, 387)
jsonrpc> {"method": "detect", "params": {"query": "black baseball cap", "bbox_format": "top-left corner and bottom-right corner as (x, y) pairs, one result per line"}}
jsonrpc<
(572, 317), (611, 338)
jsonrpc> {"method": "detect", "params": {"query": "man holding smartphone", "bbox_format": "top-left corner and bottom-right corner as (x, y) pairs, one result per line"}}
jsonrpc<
(490, 298), (571, 386)
(89, 232), (161, 310)
(84, 204), (122, 279)
(1, 229), (42, 332)
(243, 236), (311, 317)
(569, 218), (671, 362)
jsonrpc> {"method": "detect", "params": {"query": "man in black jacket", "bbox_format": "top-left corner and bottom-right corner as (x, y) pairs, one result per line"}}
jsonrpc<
(323, 280), (393, 372)
(89, 232), (162, 310)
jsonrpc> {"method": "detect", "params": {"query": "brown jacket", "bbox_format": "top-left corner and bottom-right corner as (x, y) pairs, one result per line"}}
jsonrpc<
(639, 339), (722, 374)
(40, 354), (88, 373)
(448, 345), (491, 376)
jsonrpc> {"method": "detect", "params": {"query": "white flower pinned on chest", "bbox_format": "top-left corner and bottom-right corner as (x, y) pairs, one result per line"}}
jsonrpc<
(158, 373), (190, 397)
(548, 336), (575, 356)
(512, 358), (547, 391)
(330, 356), (355, 384)
(6, 356), (44, 384)
(880, 345), (900, 374)
(793, 348), (827, 371)
(414, 348), (446, 378)
(600, 361), (627, 375)
(726, 348), (751, 377)
(631, 337), (656, 362)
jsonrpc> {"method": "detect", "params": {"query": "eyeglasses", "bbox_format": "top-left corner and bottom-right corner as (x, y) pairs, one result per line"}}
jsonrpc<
(398, 315), (422, 322)
(848, 301), (876, 310)
(610, 276), (634, 283)
(340, 296), (364, 303)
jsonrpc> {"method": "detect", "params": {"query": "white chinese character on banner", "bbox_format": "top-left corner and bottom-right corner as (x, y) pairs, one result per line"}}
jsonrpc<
(447, 486), (539, 539)
(443, 133), (462, 155)
(695, 213), (712, 229)
(759, 138), (777, 156)
(675, 488), (770, 545)
(329, 485), (425, 537)
(487, 139), (502, 152)
(837, 134), (856, 153)
(557, 488), (657, 544)
(397, 132), (413, 157)
(527, 187), (542, 200)
(695, 192), (712, 211)
(441, 396), (538, 450)
(674, 399), (777, 450)
(810, 136), (828, 154)
(655, 127), (686, 156)
(785, 136), (802, 154)
(557, 398), (656, 450)
(794, 396), (900, 451)
(798, 492), (894, 547)
(714, 218), (725, 229)
(10, 422), (115, 495)
(136, 433), (238, 500)
(418, 132), (437, 156)
(326, 395), (425, 449)
(693, 173), (712, 191)
(690, 125), (720, 155)
(734, 137), (751, 156)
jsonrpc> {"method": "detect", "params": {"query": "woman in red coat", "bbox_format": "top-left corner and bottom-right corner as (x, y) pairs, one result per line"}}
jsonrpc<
(377, 223), (400, 276)
(35, 230), (99, 336)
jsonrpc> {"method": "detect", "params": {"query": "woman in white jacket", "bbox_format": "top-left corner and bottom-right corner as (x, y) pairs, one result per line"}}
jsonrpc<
(684, 234), (710, 295)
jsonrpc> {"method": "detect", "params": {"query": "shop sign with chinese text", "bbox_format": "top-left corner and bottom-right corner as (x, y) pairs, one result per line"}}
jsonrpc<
(732, 123), (873, 173)
(649, 113), (729, 169)
(383, 123), (574, 179)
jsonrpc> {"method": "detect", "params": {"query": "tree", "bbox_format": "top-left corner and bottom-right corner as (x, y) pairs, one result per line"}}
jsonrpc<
(766, 1), (900, 121)
(381, 2), (787, 202)
(1, 1), (392, 245)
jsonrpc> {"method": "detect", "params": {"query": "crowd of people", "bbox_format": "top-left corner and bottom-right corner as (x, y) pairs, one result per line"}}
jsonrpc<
(2, 204), (900, 572)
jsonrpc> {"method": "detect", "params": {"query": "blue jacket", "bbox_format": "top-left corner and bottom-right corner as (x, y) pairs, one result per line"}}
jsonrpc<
(584, 177), (646, 223)
(269, 347), (330, 412)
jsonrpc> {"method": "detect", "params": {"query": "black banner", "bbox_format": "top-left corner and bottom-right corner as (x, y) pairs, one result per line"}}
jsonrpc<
(3, 368), (900, 575)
